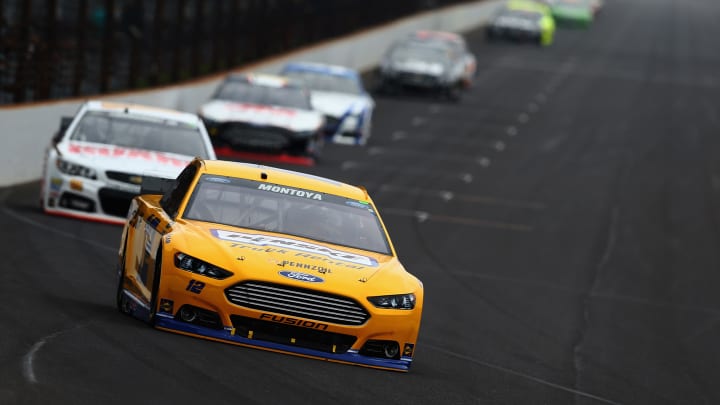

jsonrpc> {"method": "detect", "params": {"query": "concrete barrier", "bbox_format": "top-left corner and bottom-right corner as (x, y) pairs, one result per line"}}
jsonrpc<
(0, 0), (503, 187)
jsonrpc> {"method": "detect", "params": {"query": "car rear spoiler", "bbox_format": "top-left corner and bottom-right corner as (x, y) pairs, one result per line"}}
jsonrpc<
(140, 175), (176, 196)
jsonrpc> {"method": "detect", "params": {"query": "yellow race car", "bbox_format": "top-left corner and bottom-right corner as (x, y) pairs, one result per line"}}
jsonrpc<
(116, 158), (423, 371)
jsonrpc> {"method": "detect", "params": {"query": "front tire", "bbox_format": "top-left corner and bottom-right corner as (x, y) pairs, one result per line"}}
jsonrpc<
(116, 236), (131, 314)
(147, 247), (163, 325)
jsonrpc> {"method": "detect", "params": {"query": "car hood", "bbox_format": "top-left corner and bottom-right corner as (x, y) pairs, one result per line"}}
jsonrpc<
(200, 100), (323, 132)
(60, 141), (193, 176)
(309, 91), (372, 118)
(176, 222), (418, 295)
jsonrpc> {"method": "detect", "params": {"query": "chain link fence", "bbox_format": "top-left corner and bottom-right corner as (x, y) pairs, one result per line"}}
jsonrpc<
(0, 0), (477, 105)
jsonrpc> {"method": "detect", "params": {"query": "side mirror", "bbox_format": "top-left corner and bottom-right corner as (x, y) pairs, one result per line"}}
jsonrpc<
(52, 116), (73, 144)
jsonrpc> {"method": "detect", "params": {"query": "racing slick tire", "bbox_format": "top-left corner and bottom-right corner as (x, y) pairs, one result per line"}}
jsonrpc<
(444, 82), (463, 102)
(116, 235), (132, 315)
(146, 246), (163, 325)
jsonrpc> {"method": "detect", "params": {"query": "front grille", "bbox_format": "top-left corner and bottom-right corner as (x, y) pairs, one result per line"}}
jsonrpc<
(225, 281), (370, 325)
(215, 123), (292, 152)
(106, 171), (143, 185)
(230, 315), (357, 354)
(396, 72), (440, 87)
(59, 192), (96, 212)
(98, 188), (136, 217)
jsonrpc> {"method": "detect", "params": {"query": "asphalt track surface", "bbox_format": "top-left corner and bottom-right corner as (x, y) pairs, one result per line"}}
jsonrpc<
(3, 0), (720, 403)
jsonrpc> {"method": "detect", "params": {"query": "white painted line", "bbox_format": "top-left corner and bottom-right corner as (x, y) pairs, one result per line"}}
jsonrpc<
(411, 116), (427, 126)
(494, 141), (506, 151)
(518, 113), (530, 124)
(461, 173), (474, 183)
(477, 157), (492, 167)
(375, 184), (546, 210)
(22, 329), (65, 384)
(367, 146), (385, 156)
(391, 130), (408, 141)
(415, 211), (429, 223)
(424, 344), (622, 405)
(340, 161), (474, 180)
(429, 104), (442, 114)
(506, 126), (518, 136)
(1, 207), (117, 252)
(341, 161), (358, 170)
(527, 102), (539, 113)
(354, 146), (492, 163)
(381, 207), (532, 231)
(440, 191), (454, 202)
(535, 93), (547, 103)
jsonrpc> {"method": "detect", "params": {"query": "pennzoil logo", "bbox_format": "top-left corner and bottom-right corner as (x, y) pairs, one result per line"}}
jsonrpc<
(259, 313), (329, 330)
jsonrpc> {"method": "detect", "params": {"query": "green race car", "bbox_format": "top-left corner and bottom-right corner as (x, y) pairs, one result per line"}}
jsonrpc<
(544, 0), (593, 28)
(486, 6), (556, 46)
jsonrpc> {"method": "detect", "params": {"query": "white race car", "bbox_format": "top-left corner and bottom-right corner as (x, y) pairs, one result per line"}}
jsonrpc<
(41, 100), (216, 224)
(281, 62), (374, 145)
(199, 73), (325, 162)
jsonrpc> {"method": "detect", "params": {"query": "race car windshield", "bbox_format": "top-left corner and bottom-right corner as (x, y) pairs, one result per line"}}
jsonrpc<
(391, 43), (450, 63)
(69, 111), (211, 158)
(283, 70), (363, 95)
(214, 80), (312, 110)
(499, 9), (543, 22)
(183, 175), (392, 255)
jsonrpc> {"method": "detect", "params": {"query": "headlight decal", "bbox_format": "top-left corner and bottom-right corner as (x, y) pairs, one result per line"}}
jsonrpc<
(367, 293), (416, 310)
(56, 157), (98, 180)
(174, 252), (234, 280)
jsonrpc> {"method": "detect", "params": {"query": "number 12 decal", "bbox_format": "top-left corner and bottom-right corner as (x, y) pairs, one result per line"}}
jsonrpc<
(186, 280), (205, 294)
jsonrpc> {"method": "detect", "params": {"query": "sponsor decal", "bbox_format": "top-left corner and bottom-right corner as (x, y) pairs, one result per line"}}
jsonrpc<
(67, 143), (189, 166)
(50, 177), (63, 191)
(279, 270), (324, 283)
(206, 176), (231, 184)
(345, 200), (370, 209)
(211, 229), (377, 267)
(159, 298), (174, 314)
(259, 313), (329, 330)
(280, 260), (331, 274)
(69, 179), (83, 191)
(185, 279), (205, 294)
(257, 183), (322, 200)
(129, 175), (143, 185)
(227, 103), (297, 117)
(403, 343), (415, 357)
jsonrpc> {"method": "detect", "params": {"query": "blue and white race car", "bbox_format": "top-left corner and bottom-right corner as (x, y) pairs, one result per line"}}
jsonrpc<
(281, 62), (374, 146)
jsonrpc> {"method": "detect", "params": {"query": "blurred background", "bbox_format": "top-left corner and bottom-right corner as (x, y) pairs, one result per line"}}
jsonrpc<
(0, 0), (476, 104)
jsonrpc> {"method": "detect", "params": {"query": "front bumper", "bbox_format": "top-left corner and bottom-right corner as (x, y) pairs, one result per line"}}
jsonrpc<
(487, 25), (542, 43)
(205, 121), (319, 157)
(42, 172), (137, 224)
(133, 263), (421, 371)
(153, 314), (414, 371)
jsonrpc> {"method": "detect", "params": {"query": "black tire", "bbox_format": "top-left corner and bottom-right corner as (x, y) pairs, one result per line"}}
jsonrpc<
(116, 235), (131, 314)
(445, 83), (462, 102)
(147, 246), (163, 325)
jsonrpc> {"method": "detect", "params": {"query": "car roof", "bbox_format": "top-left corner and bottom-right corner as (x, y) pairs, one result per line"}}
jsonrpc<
(282, 62), (359, 79)
(199, 159), (370, 201)
(84, 100), (200, 124)
(507, 0), (551, 14)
